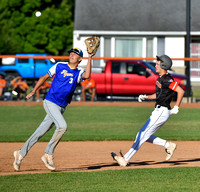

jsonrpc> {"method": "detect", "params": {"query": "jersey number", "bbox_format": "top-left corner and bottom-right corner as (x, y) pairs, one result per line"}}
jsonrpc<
(69, 78), (73, 84)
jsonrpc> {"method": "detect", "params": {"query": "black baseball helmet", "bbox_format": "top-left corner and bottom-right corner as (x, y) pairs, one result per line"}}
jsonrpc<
(156, 55), (172, 70)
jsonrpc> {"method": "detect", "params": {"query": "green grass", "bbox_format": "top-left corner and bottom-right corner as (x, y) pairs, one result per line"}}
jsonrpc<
(1, 105), (200, 192)
(0, 105), (200, 142)
(193, 87), (200, 98)
(0, 167), (200, 192)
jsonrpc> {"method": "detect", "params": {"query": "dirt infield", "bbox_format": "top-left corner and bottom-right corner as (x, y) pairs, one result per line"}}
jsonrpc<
(0, 101), (200, 175)
(1, 141), (200, 176)
(1, 100), (200, 108)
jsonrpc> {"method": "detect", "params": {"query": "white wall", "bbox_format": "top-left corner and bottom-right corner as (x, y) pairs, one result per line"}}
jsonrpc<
(165, 37), (185, 67)
(73, 32), (186, 68)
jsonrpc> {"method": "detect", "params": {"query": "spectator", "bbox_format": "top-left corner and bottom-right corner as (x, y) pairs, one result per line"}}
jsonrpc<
(12, 76), (29, 101)
(81, 77), (96, 101)
(0, 74), (6, 99)
(36, 79), (52, 102)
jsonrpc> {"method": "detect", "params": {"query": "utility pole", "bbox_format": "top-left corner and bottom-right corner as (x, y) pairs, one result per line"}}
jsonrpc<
(185, 0), (192, 102)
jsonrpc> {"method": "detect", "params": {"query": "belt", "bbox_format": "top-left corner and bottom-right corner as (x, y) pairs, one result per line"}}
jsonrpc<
(155, 105), (170, 109)
(156, 105), (161, 108)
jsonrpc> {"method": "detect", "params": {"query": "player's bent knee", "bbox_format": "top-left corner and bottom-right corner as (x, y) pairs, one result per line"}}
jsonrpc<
(58, 123), (67, 133)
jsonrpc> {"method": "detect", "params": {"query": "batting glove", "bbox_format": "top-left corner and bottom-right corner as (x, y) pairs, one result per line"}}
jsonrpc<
(138, 94), (147, 102)
(170, 106), (179, 115)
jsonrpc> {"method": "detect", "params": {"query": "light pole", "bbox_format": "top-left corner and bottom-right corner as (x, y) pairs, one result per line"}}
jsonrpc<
(185, 0), (192, 102)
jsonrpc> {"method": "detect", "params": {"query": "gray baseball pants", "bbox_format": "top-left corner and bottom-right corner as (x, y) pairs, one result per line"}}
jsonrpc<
(20, 99), (67, 158)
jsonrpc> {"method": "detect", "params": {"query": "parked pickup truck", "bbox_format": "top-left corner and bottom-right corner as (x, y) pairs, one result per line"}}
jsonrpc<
(90, 60), (187, 99)
(0, 53), (55, 84)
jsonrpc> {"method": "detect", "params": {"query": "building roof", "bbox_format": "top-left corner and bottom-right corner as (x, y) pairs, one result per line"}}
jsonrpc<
(74, 0), (200, 32)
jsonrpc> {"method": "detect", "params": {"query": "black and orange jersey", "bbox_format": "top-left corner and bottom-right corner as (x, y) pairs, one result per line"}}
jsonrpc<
(155, 73), (179, 109)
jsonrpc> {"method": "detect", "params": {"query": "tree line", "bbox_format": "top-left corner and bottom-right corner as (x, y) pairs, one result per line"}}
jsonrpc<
(0, 0), (75, 55)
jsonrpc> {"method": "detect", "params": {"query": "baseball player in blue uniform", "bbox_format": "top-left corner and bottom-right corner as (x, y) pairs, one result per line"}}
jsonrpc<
(111, 55), (185, 166)
(13, 48), (93, 171)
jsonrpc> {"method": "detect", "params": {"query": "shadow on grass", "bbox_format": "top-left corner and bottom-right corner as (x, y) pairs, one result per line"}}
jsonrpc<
(152, 158), (200, 166)
(39, 158), (200, 173)
(80, 158), (200, 171)
(7, 158), (200, 175)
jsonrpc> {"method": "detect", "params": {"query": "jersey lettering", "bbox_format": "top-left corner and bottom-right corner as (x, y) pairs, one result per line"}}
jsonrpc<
(69, 78), (73, 84)
(61, 70), (73, 77)
(156, 81), (162, 88)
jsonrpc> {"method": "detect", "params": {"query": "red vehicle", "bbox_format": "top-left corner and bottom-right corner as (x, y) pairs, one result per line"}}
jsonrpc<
(90, 60), (187, 99)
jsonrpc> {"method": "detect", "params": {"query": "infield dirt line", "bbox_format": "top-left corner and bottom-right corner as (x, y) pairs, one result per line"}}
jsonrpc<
(1, 141), (200, 175)
(0, 101), (200, 108)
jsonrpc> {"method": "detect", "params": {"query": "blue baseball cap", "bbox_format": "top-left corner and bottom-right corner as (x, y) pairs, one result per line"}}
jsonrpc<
(68, 48), (83, 57)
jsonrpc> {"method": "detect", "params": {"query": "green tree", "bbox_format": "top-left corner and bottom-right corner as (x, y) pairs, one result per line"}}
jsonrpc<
(0, 0), (74, 55)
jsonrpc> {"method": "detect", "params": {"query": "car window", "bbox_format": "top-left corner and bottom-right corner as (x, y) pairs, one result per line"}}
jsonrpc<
(111, 61), (152, 77)
(34, 59), (47, 64)
(18, 59), (29, 63)
(127, 63), (146, 76)
(1, 58), (15, 65)
(111, 62), (121, 73)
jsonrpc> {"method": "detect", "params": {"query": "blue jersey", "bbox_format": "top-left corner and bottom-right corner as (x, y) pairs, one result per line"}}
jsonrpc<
(45, 62), (85, 107)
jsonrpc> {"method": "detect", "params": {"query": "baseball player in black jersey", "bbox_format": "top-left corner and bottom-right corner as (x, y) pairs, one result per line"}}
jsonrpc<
(111, 55), (185, 166)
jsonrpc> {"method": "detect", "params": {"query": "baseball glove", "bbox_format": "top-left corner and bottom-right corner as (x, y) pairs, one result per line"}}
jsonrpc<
(85, 36), (100, 56)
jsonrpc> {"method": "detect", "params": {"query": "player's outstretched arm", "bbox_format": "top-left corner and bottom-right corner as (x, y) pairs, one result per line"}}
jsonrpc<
(82, 53), (93, 80)
(26, 73), (50, 100)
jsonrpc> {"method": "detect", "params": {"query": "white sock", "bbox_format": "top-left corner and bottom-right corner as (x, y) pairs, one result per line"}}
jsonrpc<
(164, 141), (170, 148)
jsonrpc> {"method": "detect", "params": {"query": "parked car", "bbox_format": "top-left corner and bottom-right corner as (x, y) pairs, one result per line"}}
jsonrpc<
(88, 60), (187, 100)
(0, 53), (56, 85)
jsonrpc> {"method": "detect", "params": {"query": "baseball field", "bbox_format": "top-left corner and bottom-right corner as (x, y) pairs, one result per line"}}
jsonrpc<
(0, 101), (200, 191)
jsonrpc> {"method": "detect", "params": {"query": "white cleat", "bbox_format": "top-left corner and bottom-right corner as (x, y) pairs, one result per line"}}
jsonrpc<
(41, 154), (56, 170)
(13, 150), (23, 171)
(165, 142), (177, 161)
(111, 152), (128, 167)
